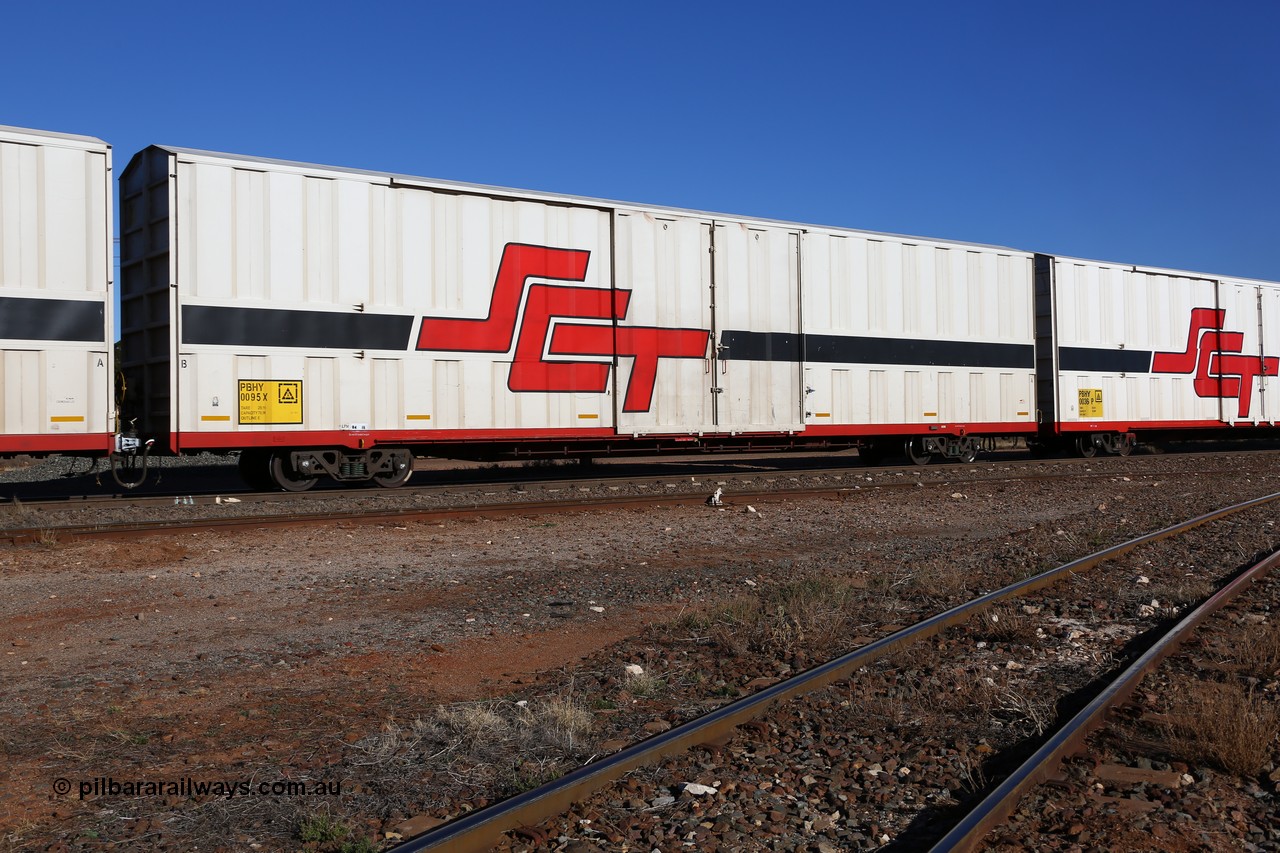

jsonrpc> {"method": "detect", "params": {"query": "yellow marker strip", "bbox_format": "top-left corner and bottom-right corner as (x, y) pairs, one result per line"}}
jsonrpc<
(50, 416), (84, 423)
(1017, 411), (1030, 416)
(923, 412), (938, 417)
(201, 415), (232, 421)
(578, 413), (600, 420)
(406, 414), (432, 421)
(813, 412), (831, 418)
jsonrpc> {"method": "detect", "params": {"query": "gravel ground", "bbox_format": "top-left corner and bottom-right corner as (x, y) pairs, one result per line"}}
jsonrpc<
(0, 449), (1277, 851)
(496, 468), (1280, 852)
(983, 559), (1280, 852)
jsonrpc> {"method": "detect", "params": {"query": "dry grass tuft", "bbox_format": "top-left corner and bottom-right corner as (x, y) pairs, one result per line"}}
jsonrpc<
(345, 694), (596, 802)
(902, 558), (977, 601)
(526, 695), (594, 751)
(434, 704), (510, 746)
(706, 575), (861, 660)
(1160, 681), (1279, 776)
(966, 605), (1040, 647)
(1230, 623), (1280, 679)
(622, 671), (666, 699)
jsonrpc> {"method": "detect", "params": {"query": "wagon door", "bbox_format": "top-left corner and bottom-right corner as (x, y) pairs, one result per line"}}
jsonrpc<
(1216, 280), (1268, 424)
(613, 211), (714, 435)
(711, 222), (804, 433)
(1262, 284), (1280, 424)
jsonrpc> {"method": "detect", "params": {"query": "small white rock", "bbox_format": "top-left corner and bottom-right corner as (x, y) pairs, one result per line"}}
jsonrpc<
(1005, 661), (1025, 670)
(589, 606), (605, 613)
(743, 578), (757, 587)
(746, 505), (757, 513)
(683, 782), (717, 796)
(624, 664), (645, 677)
(1137, 576), (1150, 584)
(951, 492), (966, 499)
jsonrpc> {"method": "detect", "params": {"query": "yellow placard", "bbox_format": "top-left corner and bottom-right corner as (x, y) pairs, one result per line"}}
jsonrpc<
(239, 380), (303, 425)
(1078, 388), (1104, 418)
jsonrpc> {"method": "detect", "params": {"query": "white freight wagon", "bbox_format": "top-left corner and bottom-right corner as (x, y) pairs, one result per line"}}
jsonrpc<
(1034, 252), (1280, 455)
(0, 125), (114, 455)
(119, 144), (1037, 489)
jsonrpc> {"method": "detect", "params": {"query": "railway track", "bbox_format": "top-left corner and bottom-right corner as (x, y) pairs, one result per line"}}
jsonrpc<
(0, 450), (1264, 544)
(0, 443), (1267, 506)
(933, 543), (1280, 851)
(388, 492), (1280, 852)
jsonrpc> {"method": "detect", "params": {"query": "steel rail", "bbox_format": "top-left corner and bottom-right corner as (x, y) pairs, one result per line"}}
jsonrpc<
(391, 490), (1280, 852)
(931, 544), (1280, 851)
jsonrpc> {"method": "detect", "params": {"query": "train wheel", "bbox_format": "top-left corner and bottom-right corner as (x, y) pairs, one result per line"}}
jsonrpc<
(903, 437), (932, 466)
(957, 440), (979, 464)
(237, 449), (275, 491)
(1074, 436), (1098, 458)
(1112, 433), (1135, 457)
(269, 452), (319, 492)
(374, 456), (413, 488)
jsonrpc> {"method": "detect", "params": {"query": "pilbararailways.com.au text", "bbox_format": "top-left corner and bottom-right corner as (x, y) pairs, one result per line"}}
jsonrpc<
(54, 776), (342, 800)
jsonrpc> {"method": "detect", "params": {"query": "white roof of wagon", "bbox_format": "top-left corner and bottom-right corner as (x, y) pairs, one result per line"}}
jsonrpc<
(1048, 253), (1280, 289)
(141, 143), (1027, 256)
(0, 124), (109, 151)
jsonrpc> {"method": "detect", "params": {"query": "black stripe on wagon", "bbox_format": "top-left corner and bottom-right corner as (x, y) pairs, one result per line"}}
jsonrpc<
(0, 297), (104, 342)
(719, 331), (1035, 369)
(1058, 347), (1153, 373)
(182, 306), (416, 350)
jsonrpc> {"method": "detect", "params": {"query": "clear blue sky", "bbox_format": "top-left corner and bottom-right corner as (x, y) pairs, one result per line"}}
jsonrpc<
(5, 0), (1277, 280)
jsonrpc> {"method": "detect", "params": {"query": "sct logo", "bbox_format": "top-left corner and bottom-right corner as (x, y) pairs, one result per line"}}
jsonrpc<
(415, 244), (709, 412)
(1152, 308), (1279, 418)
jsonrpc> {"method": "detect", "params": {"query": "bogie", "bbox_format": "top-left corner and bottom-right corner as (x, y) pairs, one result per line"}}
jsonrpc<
(243, 447), (416, 491)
